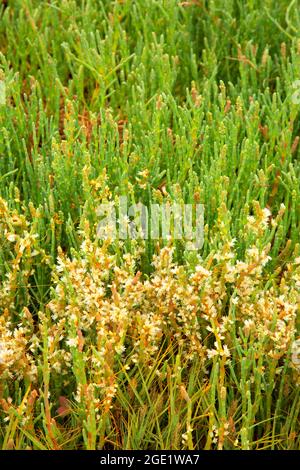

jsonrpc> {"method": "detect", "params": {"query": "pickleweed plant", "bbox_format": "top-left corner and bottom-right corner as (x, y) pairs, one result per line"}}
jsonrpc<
(0, 0), (300, 451)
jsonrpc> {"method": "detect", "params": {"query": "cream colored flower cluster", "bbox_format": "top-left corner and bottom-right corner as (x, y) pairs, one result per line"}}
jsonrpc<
(0, 314), (37, 381)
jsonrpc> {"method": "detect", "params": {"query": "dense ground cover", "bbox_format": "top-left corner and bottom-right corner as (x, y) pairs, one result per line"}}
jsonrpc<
(0, 0), (300, 450)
